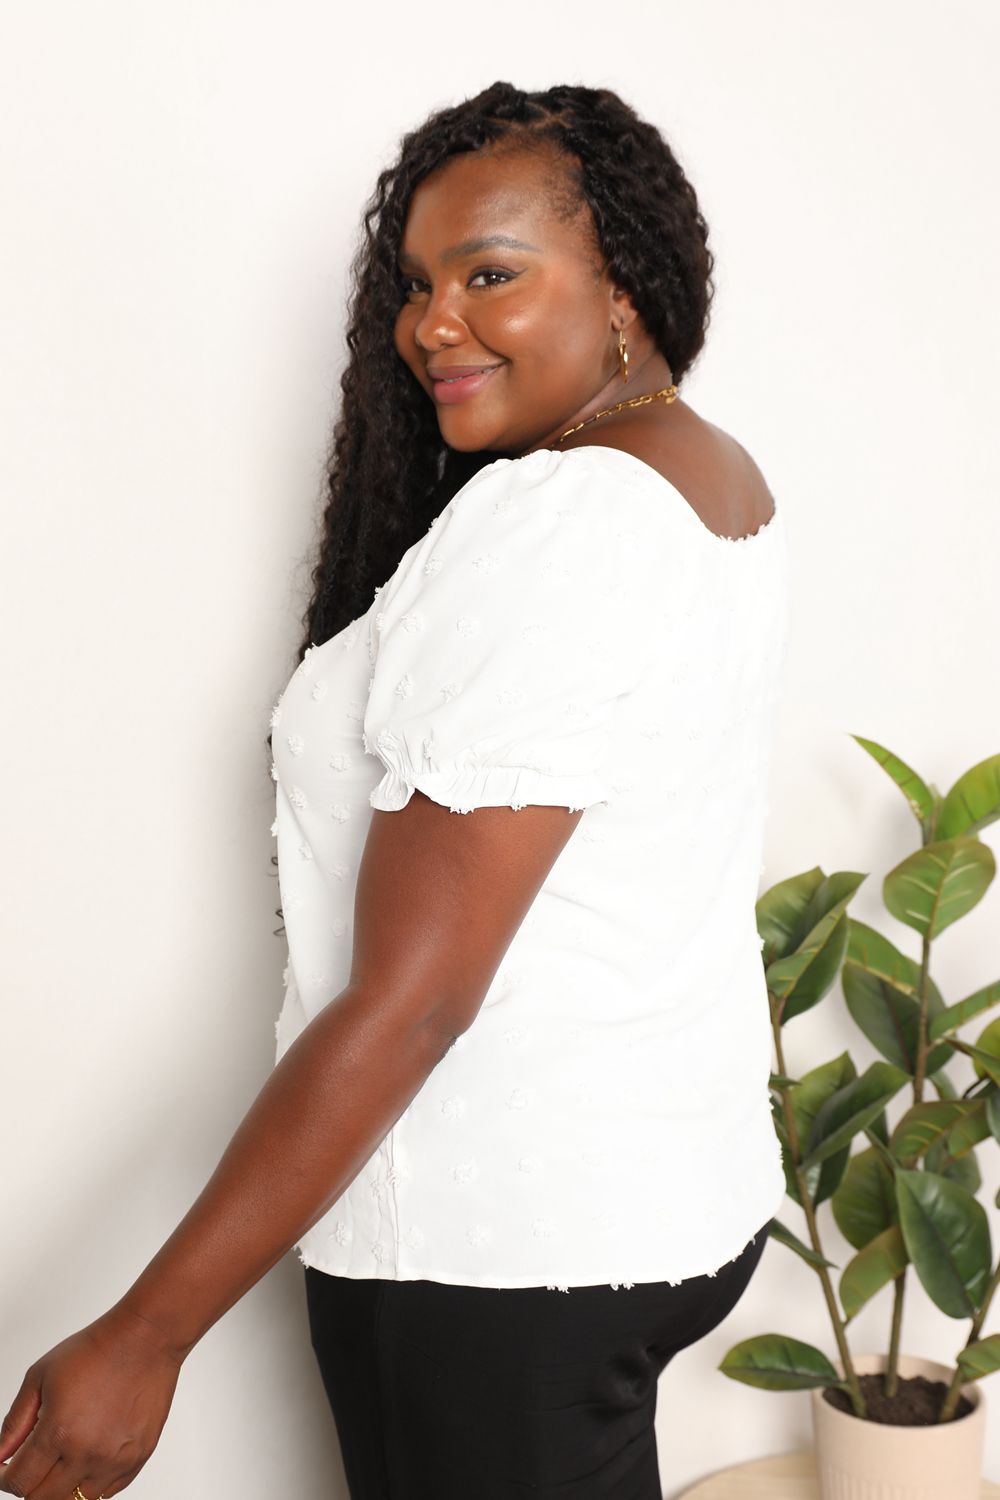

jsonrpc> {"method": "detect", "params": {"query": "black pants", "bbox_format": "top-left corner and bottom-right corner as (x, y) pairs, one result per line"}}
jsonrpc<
(304, 1222), (768, 1500)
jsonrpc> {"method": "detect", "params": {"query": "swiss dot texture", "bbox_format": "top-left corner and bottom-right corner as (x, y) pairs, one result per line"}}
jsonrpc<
(271, 445), (788, 1289)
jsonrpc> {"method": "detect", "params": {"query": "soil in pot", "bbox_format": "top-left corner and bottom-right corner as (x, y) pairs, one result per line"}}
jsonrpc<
(822, 1374), (973, 1426)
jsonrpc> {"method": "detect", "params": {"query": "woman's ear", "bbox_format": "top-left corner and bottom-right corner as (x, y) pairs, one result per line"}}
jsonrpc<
(610, 284), (639, 332)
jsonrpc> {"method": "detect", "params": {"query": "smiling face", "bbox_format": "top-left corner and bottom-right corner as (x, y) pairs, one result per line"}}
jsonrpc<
(394, 144), (638, 456)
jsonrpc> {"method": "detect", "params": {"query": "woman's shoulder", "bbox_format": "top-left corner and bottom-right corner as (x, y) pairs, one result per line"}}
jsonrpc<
(558, 410), (777, 544)
(372, 445), (676, 641)
(438, 443), (683, 550)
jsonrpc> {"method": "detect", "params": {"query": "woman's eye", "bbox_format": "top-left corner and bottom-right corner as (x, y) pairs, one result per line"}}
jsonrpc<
(469, 268), (514, 288)
(399, 268), (515, 298)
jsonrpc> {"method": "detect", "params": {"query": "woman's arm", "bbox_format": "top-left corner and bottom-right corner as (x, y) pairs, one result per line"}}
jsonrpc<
(0, 794), (583, 1500)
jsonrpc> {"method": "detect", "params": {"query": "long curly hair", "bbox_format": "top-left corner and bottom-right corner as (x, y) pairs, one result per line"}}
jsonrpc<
(297, 80), (714, 661)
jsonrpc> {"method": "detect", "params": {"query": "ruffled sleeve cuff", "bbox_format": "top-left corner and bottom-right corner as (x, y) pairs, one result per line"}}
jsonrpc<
(369, 756), (610, 816)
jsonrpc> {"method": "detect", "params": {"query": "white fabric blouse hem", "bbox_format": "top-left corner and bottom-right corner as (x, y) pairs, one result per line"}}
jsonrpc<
(295, 1168), (787, 1291)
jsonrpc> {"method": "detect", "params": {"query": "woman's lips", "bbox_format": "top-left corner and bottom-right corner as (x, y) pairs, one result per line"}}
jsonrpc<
(429, 366), (502, 405)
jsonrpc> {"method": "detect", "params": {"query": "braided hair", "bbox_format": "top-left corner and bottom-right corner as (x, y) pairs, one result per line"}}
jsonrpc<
(297, 81), (714, 660)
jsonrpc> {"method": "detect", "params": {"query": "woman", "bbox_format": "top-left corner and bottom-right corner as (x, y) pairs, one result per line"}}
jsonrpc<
(0, 82), (787, 1500)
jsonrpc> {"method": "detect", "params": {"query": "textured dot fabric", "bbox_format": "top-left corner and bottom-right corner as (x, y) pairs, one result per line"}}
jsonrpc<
(270, 443), (789, 1290)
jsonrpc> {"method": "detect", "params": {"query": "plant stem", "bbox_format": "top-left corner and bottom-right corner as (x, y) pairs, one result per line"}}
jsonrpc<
(772, 1014), (867, 1419)
(938, 1254), (1000, 1423)
(885, 1274), (904, 1396)
(890, 927), (933, 1387)
(912, 930), (932, 1103)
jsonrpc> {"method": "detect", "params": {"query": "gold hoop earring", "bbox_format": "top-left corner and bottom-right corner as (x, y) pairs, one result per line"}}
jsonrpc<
(617, 327), (629, 384)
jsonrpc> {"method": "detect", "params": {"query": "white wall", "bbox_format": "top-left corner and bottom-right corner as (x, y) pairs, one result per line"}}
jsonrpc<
(2, 2), (998, 1495)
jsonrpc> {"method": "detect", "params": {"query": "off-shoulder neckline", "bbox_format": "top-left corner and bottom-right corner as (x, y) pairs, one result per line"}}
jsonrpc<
(490, 443), (781, 550)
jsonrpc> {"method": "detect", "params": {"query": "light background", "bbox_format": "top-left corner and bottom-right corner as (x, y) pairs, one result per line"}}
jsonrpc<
(2, 2), (999, 1494)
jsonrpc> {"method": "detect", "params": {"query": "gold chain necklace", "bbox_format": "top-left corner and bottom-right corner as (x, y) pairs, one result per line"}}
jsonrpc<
(555, 384), (679, 443)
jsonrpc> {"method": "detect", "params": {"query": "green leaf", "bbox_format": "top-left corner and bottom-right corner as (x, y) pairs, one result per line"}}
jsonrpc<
(895, 1170), (993, 1318)
(957, 1335), (1000, 1383)
(840, 1226), (908, 1322)
(987, 1092), (1000, 1144)
(841, 962), (953, 1076)
(890, 1102), (969, 1166)
(883, 838), (996, 941)
(802, 1062), (910, 1171)
(845, 923), (948, 1019)
(719, 1334), (844, 1391)
(926, 1136), (982, 1195)
(946, 1098), (994, 1160)
(850, 735), (935, 826)
(768, 1217), (838, 1270)
(781, 1053), (858, 1205)
(950, 1039), (1000, 1088)
(756, 867), (826, 966)
(797, 871), (868, 949)
(931, 1067), (959, 1100)
(936, 754), (1000, 840)
(863, 1127), (900, 1173)
(769, 1072), (798, 1091)
(769, 910), (851, 1025)
(832, 1147), (898, 1249)
(795, 1053), (860, 1113)
(949, 1152), (982, 1194)
(929, 980), (1000, 1043)
(972, 1018), (1000, 1082)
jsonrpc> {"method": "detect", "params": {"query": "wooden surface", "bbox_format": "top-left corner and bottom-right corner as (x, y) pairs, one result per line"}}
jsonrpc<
(674, 1449), (1000, 1499)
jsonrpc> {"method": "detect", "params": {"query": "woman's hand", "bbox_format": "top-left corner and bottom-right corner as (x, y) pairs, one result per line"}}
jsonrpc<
(0, 1306), (183, 1499)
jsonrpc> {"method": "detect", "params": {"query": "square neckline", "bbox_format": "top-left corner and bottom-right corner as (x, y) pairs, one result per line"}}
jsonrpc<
(545, 443), (781, 549)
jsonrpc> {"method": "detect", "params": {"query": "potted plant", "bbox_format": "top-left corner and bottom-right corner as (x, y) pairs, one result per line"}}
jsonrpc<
(720, 740), (1000, 1500)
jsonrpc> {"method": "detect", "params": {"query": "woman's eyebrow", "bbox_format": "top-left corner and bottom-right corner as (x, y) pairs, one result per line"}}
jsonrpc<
(398, 234), (542, 267)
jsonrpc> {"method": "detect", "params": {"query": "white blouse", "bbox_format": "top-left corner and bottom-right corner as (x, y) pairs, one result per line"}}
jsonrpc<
(271, 443), (789, 1290)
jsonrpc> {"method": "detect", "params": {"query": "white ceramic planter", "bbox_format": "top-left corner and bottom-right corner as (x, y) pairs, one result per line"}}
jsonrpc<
(810, 1353), (985, 1500)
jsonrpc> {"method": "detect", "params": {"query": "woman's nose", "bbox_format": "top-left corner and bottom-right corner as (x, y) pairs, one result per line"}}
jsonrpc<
(412, 290), (467, 351)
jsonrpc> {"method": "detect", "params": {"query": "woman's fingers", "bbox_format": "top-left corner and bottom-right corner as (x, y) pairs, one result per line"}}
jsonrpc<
(0, 1369), (59, 1497)
(27, 1451), (150, 1500)
(0, 1412), (146, 1498)
(6, 1449), (147, 1500)
(0, 1430), (60, 1496)
(13, 1456), (90, 1500)
(0, 1390), (149, 1499)
(0, 1311), (181, 1499)
(36, 1461), (144, 1500)
(0, 1370), (41, 1465)
(0, 1466), (22, 1498)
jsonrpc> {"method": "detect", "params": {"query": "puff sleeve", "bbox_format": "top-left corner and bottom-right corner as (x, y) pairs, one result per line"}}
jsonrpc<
(362, 447), (665, 815)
